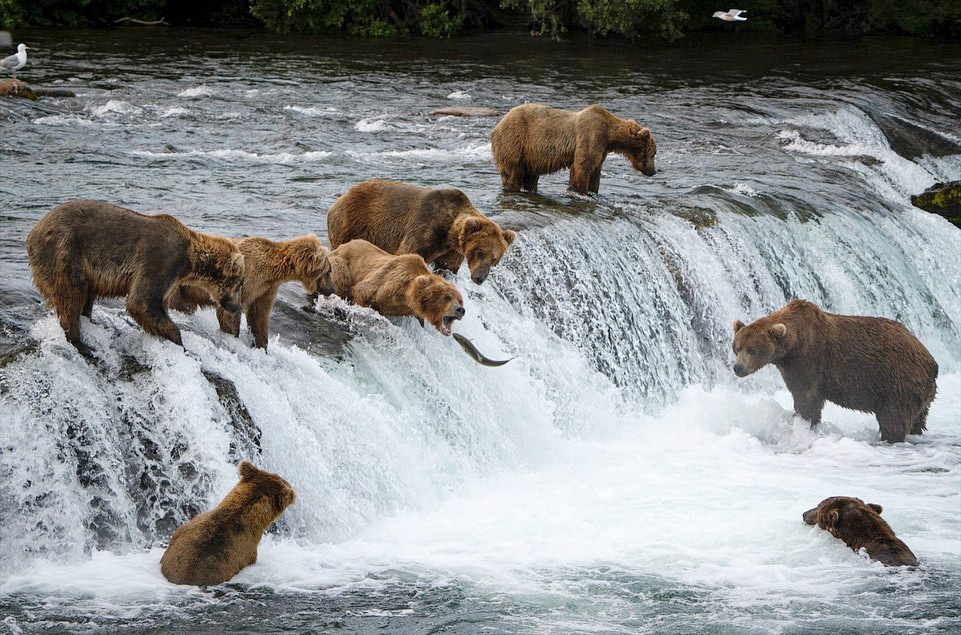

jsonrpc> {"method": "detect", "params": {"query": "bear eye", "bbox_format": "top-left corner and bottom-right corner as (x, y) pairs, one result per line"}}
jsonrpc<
(747, 347), (756, 355)
(444, 293), (452, 302)
(476, 250), (485, 260)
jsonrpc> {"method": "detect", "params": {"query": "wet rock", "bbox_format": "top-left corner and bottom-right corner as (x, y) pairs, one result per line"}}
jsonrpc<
(430, 106), (498, 117)
(871, 112), (961, 160)
(911, 181), (961, 228)
(270, 294), (352, 359)
(202, 370), (262, 457)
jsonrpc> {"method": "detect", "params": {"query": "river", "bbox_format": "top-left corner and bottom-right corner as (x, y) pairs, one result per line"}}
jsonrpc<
(0, 28), (959, 633)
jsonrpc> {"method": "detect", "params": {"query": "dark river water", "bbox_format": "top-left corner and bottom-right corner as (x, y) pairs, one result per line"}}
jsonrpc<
(1, 29), (960, 633)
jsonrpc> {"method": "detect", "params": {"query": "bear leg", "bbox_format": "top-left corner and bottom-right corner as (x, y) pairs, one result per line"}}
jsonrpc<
(81, 290), (96, 319)
(501, 167), (524, 193)
(127, 295), (183, 347)
(47, 267), (88, 346)
(910, 405), (929, 435)
(522, 172), (539, 193)
(216, 306), (242, 337)
(793, 394), (824, 428)
(245, 289), (278, 350)
(876, 409), (909, 443)
(588, 169), (602, 194)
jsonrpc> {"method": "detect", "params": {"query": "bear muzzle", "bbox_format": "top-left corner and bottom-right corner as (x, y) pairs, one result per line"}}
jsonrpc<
(219, 297), (243, 314)
(471, 264), (492, 285)
(733, 362), (750, 377)
(642, 166), (657, 177)
(802, 508), (819, 525)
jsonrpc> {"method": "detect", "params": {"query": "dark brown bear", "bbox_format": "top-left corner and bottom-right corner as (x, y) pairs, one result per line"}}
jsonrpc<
(802, 496), (918, 567)
(168, 234), (328, 349)
(160, 461), (296, 586)
(322, 239), (465, 335)
(732, 300), (937, 443)
(490, 103), (656, 194)
(26, 200), (244, 350)
(326, 180), (515, 285)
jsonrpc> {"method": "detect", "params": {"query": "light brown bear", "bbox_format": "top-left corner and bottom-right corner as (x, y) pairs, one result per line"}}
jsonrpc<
(322, 239), (465, 335)
(732, 299), (938, 443)
(160, 461), (296, 586)
(802, 496), (918, 567)
(490, 103), (657, 195)
(26, 200), (244, 351)
(326, 180), (515, 285)
(168, 234), (328, 349)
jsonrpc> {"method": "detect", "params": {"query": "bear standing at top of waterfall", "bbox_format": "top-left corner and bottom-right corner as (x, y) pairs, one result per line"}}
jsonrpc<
(326, 180), (515, 285)
(490, 103), (657, 194)
(321, 239), (465, 335)
(802, 496), (918, 567)
(168, 234), (328, 349)
(160, 461), (296, 586)
(26, 200), (244, 351)
(732, 299), (938, 443)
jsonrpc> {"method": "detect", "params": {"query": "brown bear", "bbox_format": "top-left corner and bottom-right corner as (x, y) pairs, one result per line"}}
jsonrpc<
(490, 103), (657, 195)
(732, 299), (938, 443)
(326, 180), (515, 285)
(322, 239), (465, 335)
(160, 460), (296, 586)
(802, 496), (918, 567)
(26, 200), (244, 351)
(168, 234), (328, 349)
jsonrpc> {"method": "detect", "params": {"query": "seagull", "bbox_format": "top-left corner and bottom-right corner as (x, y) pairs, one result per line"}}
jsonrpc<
(713, 9), (747, 22)
(1, 43), (28, 80)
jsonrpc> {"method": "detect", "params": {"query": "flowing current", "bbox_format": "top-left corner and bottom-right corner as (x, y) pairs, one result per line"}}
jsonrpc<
(1, 31), (959, 633)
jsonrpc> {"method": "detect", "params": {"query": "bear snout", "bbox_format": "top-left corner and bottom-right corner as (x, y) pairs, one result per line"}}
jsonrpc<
(802, 508), (819, 525)
(643, 166), (657, 177)
(220, 298), (242, 314)
(454, 305), (465, 319)
(471, 265), (491, 285)
(733, 363), (748, 377)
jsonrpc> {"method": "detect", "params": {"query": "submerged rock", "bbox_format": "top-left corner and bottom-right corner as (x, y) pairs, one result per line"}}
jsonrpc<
(911, 181), (961, 228)
(871, 112), (961, 160)
(430, 106), (498, 117)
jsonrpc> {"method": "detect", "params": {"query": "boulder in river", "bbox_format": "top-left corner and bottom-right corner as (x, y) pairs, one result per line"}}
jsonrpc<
(871, 111), (961, 160)
(911, 181), (961, 228)
(430, 106), (498, 117)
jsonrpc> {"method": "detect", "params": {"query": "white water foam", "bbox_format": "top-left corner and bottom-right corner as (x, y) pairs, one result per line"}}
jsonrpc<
(447, 90), (472, 100)
(349, 143), (492, 164)
(177, 85), (214, 98)
(284, 105), (339, 117)
(88, 100), (143, 117)
(354, 116), (394, 132)
(131, 148), (333, 164)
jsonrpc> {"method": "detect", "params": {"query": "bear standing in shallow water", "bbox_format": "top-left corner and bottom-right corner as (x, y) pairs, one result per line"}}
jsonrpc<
(491, 103), (656, 195)
(327, 180), (515, 285)
(732, 299), (937, 443)
(160, 461), (296, 586)
(26, 200), (244, 351)
(803, 496), (918, 567)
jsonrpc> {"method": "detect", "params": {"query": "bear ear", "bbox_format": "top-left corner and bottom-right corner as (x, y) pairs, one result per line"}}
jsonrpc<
(502, 229), (516, 245)
(825, 509), (840, 529)
(868, 503), (883, 514)
(237, 460), (258, 480)
(464, 217), (484, 234)
(733, 319), (745, 333)
(771, 323), (787, 339)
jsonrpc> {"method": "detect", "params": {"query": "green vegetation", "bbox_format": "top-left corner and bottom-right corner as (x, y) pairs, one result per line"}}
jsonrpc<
(2, 0), (959, 38)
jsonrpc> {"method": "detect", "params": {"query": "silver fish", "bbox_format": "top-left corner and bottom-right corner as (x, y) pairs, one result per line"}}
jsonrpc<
(452, 333), (513, 367)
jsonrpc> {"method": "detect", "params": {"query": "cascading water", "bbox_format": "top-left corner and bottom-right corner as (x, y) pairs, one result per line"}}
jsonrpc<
(1, 30), (959, 632)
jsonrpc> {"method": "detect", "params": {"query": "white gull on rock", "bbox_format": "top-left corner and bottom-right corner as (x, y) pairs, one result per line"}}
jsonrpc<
(1, 43), (28, 80)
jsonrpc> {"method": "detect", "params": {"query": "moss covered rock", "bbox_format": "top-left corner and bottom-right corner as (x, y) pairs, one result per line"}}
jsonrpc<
(0, 79), (38, 101)
(911, 181), (961, 229)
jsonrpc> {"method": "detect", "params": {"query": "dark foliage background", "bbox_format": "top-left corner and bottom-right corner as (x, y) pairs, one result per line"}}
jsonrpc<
(1, 0), (959, 38)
